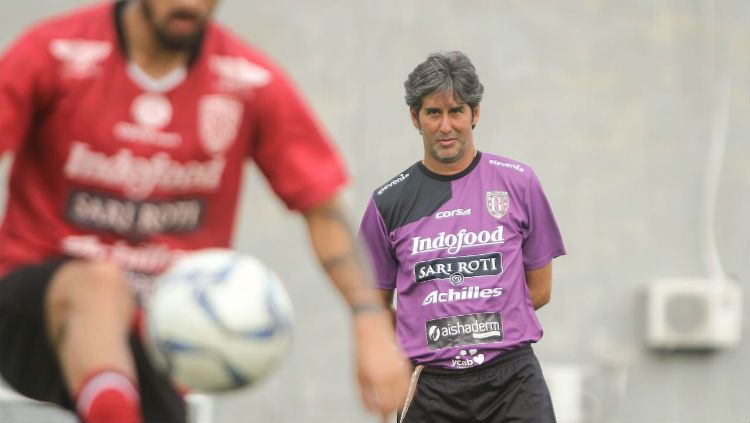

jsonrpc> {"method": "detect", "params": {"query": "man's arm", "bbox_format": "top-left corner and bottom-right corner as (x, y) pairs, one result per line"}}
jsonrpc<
(525, 262), (552, 310)
(301, 196), (409, 422)
(377, 288), (396, 329)
(0, 30), (50, 157)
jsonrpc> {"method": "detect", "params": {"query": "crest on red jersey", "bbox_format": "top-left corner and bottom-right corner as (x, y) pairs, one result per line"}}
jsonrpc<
(486, 191), (510, 219)
(50, 39), (111, 78)
(198, 95), (244, 155)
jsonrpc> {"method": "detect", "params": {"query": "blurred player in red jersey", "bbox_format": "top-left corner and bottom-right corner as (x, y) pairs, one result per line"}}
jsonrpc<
(0, 1), (410, 422)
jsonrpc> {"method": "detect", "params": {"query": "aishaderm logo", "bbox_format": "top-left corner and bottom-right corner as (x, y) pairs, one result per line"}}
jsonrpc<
(425, 312), (503, 350)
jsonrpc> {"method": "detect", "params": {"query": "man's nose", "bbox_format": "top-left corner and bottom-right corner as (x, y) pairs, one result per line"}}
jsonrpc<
(438, 115), (452, 133)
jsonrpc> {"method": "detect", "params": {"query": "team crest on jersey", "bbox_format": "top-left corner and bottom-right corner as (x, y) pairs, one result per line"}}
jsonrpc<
(486, 191), (509, 219)
(210, 55), (272, 94)
(198, 95), (244, 155)
(50, 39), (111, 78)
(132, 93), (173, 129)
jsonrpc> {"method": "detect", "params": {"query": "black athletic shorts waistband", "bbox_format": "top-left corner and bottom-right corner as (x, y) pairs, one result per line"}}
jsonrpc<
(417, 343), (533, 377)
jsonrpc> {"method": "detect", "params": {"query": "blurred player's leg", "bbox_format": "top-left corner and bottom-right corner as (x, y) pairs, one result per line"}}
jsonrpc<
(46, 260), (142, 423)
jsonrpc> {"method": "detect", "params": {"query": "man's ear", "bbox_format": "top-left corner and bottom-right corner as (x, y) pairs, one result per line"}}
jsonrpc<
(471, 104), (481, 129)
(410, 108), (421, 130)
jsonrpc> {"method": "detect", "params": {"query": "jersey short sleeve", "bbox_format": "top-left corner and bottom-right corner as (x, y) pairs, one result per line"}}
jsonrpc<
(521, 171), (566, 270)
(359, 197), (398, 290)
(0, 29), (54, 156)
(250, 66), (347, 211)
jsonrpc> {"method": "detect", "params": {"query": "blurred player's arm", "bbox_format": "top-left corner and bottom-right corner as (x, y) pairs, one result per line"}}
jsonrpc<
(0, 30), (50, 157)
(377, 289), (396, 329)
(303, 197), (387, 311)
(302, 196), (409, 422)
(525, 262), (552, 310)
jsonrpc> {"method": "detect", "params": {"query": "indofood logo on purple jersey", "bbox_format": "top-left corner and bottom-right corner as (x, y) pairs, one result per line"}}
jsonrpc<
(426, 312), (503, 350)
(410, 226), (505, 255)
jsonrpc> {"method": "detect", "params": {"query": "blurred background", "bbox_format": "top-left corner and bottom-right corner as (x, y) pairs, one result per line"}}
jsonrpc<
(1, 1), (749, 422)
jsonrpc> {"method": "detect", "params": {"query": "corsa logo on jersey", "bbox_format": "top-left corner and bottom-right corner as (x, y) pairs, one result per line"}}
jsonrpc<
(435, 208), (471, 219)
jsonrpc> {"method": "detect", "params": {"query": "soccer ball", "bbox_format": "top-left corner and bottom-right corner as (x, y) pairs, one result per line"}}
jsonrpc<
(144, 249), (295, 392)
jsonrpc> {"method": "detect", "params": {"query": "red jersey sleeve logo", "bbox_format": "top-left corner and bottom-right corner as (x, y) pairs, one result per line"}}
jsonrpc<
(209, 55), (272, 94)
(50, 39), (112, 79)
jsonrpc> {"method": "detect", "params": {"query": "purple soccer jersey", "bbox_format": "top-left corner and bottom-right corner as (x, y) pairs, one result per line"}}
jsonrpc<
(359, 152), (565, 369)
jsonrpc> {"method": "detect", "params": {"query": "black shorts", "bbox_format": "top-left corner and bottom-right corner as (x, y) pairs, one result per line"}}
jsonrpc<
(399, 344), (556, 423)
(0, 259), (187, 423)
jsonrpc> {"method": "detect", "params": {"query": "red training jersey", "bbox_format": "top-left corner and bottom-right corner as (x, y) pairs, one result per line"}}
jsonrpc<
(0, 2), (348, 277)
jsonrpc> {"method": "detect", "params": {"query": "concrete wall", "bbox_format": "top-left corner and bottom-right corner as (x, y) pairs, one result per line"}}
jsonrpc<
(1, 1), (748, 422)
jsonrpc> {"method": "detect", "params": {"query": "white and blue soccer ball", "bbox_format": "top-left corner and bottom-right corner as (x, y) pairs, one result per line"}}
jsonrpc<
(145, 249), (295, 392)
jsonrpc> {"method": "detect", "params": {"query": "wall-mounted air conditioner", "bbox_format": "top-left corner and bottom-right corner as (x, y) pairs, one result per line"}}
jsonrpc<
(646, 278), (742, 349)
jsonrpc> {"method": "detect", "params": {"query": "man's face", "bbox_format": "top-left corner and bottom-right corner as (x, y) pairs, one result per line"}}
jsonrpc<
(411, 91), (480, 173)
(141, 0), (218, 51)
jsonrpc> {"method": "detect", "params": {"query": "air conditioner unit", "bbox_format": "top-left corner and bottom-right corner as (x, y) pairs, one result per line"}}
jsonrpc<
(646, 278), (742, 349)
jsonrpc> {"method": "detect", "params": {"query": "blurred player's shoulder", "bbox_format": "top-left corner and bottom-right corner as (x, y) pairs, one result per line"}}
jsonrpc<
(201, 21), (282, 76)
(1, 3), (115, 77)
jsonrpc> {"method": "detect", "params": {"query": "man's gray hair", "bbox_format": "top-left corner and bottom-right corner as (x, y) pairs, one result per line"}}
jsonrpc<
(404, 51), (484, 112)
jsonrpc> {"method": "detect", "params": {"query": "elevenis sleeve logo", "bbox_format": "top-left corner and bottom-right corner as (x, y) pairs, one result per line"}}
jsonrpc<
(377, 173), (409, 196)
(425, 312), (503, 350)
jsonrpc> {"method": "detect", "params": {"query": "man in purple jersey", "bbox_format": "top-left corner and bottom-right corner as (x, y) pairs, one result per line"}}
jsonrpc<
(359, 51), (566, 423)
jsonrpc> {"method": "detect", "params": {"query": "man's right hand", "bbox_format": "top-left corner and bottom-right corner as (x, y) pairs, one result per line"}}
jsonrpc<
(353, 310), (411, 423)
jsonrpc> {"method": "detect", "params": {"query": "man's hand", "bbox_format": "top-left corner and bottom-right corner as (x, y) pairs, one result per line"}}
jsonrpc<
(354, 310), (411, 423)
(301, 197), (411, 419)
